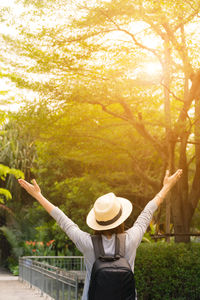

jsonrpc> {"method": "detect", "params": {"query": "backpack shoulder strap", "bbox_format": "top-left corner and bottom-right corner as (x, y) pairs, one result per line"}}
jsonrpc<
(91, 235), (105, 260)
(116, 233), (126, 257)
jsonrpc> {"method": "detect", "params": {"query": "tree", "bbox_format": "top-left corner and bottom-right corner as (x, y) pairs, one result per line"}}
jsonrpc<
(64, 0), (200, 242)
(2, 0), (200, 242)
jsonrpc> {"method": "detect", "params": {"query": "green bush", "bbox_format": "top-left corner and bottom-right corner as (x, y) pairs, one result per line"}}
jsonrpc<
(135, 243), (200, 300)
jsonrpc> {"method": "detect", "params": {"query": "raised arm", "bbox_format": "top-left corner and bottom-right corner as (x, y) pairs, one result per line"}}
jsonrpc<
(18, 178), (92, 253)
(18, 179), (55, 214)
(127, 169), (182, 247)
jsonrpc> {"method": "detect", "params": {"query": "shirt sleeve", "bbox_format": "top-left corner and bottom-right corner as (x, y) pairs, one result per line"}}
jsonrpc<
(127, 199), (158, 248)
(50, 207), (92, 254)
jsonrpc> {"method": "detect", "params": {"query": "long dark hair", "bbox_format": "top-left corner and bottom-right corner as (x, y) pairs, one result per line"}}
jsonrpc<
(94, 222), (125, 235)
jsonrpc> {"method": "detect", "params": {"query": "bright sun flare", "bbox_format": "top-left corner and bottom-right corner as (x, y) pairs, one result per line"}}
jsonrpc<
(143, 62), (162, 76)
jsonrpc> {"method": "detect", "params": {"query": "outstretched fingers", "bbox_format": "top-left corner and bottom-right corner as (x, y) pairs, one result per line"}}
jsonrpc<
(163, 169), (182, 187)
(18, 178), (41, 195)
(165, 170), (170, 177)
(18, 179), (30, 188)
(32, 179), (38, 187)
(173, 169), (183, 181)
(31, 179), (41, 192)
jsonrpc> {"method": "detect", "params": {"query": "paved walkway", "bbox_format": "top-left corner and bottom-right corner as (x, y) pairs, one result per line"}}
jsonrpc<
(0, 268), (47, 300)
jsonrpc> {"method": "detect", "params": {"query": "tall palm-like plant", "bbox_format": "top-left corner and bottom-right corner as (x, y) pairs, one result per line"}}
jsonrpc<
(0, 119), (36, 267)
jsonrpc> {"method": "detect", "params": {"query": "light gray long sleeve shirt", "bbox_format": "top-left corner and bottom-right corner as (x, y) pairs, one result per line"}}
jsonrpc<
(50, 199), (158, 300)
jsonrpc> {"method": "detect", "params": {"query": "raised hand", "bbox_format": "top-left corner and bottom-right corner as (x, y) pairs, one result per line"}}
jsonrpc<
(18, 178), (55, 214)
(18, 179), (41, 198)
(155, 169), (182, 206)
(163, 169), (182, 190)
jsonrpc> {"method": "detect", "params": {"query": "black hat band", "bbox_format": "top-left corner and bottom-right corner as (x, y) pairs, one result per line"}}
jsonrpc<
(96, 207), (122, 226)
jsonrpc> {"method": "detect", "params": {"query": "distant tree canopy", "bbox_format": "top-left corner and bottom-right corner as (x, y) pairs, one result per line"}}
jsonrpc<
(1, 0), (200, 242)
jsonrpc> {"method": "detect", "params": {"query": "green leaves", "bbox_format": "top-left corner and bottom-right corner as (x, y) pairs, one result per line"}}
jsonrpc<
(0, 188), (12, 202)
(9, 168), (24, 179)
(135, 243), (200, 299)
(0, 164), (24, 180)
(0, 164), (24, 204)
(0, 0), (200, 250)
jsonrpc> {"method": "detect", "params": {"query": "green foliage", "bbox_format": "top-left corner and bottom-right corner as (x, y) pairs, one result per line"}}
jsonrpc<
(23, 239), (56, 256)
(0, 226), (24, 258)
(141, 222), (164, 243)
(0, 188), (12, 202)
(8, 262), (19, 276)
(0, 223), (37, 273)
(8, 168), (24, 179)
(0, 163), (24, 204)
(0, 164), (24, 181)
(135, 243), (200, 299)
(0, 0), (200, 263)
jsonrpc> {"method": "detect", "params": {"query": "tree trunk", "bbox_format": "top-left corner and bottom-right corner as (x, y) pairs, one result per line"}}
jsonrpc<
(172, 189), (191, 243)
(171, 131), (191, 242)
(188, 97), (200, 222)
(163, 37), (172, 242)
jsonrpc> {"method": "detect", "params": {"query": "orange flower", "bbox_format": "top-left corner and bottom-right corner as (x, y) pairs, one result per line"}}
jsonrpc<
(32, 249), (36, 252)
(37, 242), (44, 246)
(46, 240), (55, 247)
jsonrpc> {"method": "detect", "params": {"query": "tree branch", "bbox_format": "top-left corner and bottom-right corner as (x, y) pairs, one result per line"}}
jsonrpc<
(84, 99), (167, 160)
(117, 27), (163, 65)
(160, 81), (183, 102)
(161, 22), (193, 76)
(176, 70), (200, 127)
(74, 132), (161, 191)
(174, 4), (200, 31)
(66, 28), (119, 44)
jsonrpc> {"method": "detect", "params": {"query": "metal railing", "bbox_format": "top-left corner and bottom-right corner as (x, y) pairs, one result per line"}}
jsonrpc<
(24, 256), (86, 271)
(19, 256), (86, 300)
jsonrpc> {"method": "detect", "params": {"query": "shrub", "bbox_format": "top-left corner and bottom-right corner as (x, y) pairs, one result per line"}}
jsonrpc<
(135, 243), (200, 300)
(23, 240), (56, 256)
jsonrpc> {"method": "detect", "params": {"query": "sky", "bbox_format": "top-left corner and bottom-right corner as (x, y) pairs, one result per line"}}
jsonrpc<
(0, 0), (90, 111)
(0, 0), (73, 111)
(0, 0), (32, 111)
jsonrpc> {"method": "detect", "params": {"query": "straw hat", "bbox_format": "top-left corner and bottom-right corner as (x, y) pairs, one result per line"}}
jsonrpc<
(86, 193), (132, 231)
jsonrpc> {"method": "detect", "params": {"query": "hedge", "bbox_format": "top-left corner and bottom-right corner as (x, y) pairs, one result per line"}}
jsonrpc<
(135, 243), (200, 300)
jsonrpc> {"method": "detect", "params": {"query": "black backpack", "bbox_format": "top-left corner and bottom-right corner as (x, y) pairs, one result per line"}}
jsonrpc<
(88, 233), (136, 300)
